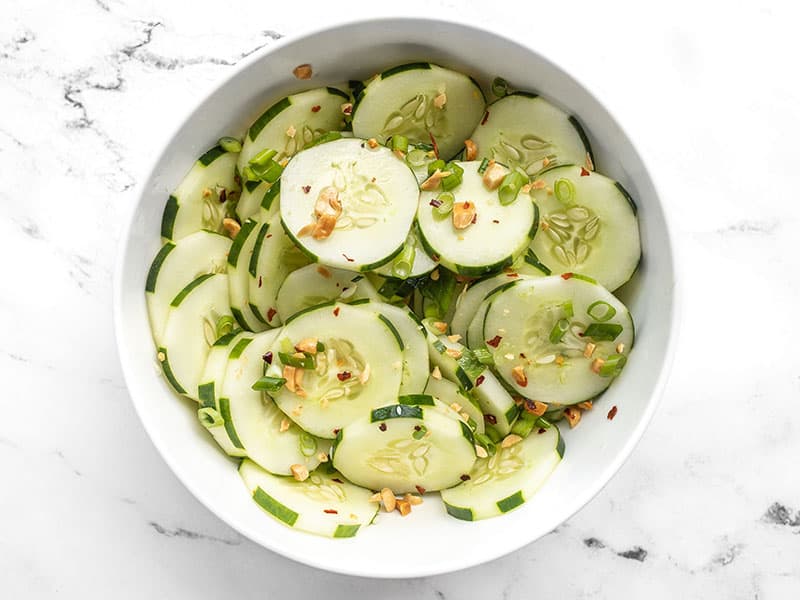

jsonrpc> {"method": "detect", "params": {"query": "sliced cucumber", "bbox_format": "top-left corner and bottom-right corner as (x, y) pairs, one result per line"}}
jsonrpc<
(161, 145), (240, 241)
(239, 459), (377, 538)
(247, 210), (310, 328)
(441, 423), (564, 521)
(469, 93), (592, 176)
(372, 226), (437, 280)
(331, 402), (476, 493)
(264, 302), (404, 438)
(226, 218), (267, 332)
(146, 230), (231, 346)
(197, 331), (248, 456)
(220, 329), (328, 475)
(482, 275), (634, 404)
(352, 63), (485, 159)
(275, 264), (379, 320)
(238, 87), (349, 174)
(236, 179), (280, 222)
(424, 376), (485, 435)
(529, 165), (640, 291)
(280, 138), (419, 270)
(417, 161), (535, 276)
(159, 273), (233, 400)
(368, 302), (429, 395)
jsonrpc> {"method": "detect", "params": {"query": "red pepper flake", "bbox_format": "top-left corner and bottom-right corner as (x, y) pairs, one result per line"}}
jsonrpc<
(262, 351), (273, 364)
(506, 273), (519, 279)
(471, 213), (477, 224)
(302, 185), (311, 194)
(219, 189), (227, 203)
(580, 167), (591, 177)
(266, 234), (272, 239)
(415, 485), (426, 495)
(258, 275), (263, 288)
(538, 427), (546, 434)
(607, 405), (618, 420)
(429, 198), (442, 208)
(311, 105), (321, 113)
(484, 414), (497, 425)
(337, 371), (352, 381)
(486, 335), (502, 348)
(561, 272), (574, 280)
(333, 307), (341, 317)
(414, 425), (421, 431)
(475, 375), (485, 387)
(342, 253), (354, 262)
(481, 110), (490, 125)
(379, 422), (387, 431)
(519, 352), (526, 358)
(371, 177), (376, 183)
(333, 428), (340, 435)
(431, 254), (440, 262)
(428, 131), (439, 159)
(324, 509), (338, 514)
(460, 474), (471, 481)
(267, 307), (277, 321)
(332, 478), (343, 483)
(492, 219), (500, 224)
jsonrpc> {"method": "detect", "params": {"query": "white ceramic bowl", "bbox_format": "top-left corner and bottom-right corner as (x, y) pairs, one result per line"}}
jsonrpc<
(114, 17), (678, 578)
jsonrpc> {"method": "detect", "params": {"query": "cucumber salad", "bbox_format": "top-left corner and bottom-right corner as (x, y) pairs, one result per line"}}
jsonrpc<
(146, 62), (641, 537)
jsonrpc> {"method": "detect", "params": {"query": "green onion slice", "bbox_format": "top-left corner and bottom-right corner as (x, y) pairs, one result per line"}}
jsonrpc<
(562, 300), (574, 319)
(441, 161), (464, 191)
(278, 351), (316, 369)
(216, 315), (235, 338)
(198, 407), (224, 428)
(391, 243), (416, 278)
(299, 432), (318, 456)
(498, 171), (529, 206)
(473, 347), (494, 366)
(478, 158), (490, 174)
(587, 300), (617, 322)
(250, 148), (277, 167)
(583, 323), (623, 341)
(252, 376), (287, 392)
(433, 192), (455, 218)
(599, 353), (627, 377)
(427, 159), (446, 176)
(406, 148), (428, 168)
(218, 136), (242, 153)
(307, 131), (343, 149)
(491, 77), (509, 98)
(474, 432), (497, 456)
(548, 318), (570, 344)
(510, 411), (537, 438)
(553, 178), (576, 205)
(412, 425), (428, 440)
(391, 135), (409, 153)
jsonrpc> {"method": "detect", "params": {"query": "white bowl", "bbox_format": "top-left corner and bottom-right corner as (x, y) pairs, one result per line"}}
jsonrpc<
(114, 17), (679, 578)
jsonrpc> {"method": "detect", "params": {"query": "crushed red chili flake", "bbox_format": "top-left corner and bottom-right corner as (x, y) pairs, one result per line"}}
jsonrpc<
(342, 253), (355, 262)
(324, 509), (338, 514)
(429, 198), (442, 208)
(219, 189), (227, 203)
(267, 307), (277, 321)
(429, 131), (439, 158)
(492, 219), (500, 224)
(484, 414), (497, 425)
(414, 425), (421, 431)
(523, 399), (536, 413)
(415, 485), (426, 495)
(538, 428), (546, 434)
(258, 275), (263, 288)
(481, 110), (490, 125)
(331, 478), (343, 483)
(262, 351), (273, 364)
(379, 423), (387, 431)
(333, 307), (341, 317)
(519, 352), (526, 358)
(333, 428), (340, 435)
(266, 233), (272, 239)
(302, 185), (311, 194)
(580, 167), (591, 176)
(561, 272), (574, 280)
(371, 177), (376, 183)
(471, 213), (477, 224)
(431, 254), (440, 262)
(337, 371), (352, 381)
(311, 105), (321, 113)
(607, 405), (618, 420)
(486, 335), (502, 348)
(507, 273), (519, 279)
(460, 474), (471, 481)
(475, 375), (485, 387)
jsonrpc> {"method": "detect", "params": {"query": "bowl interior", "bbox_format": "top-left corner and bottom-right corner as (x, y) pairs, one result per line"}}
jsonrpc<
(115, 18), (676, 578)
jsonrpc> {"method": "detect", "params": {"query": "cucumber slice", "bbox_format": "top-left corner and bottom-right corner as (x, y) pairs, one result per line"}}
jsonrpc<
(161, 145), (240, 241)
(469, 93), (591, 176)
(220, 329), (328, 475)
(424, 376), (485, 435)
(146, 230), (231, 346)
(275, 264), (379, 320)
(238, 87), (349, 174)
(280, 138), (419, 270)
(197, 330), (248, 456)
(247, 210), (311, 328)
(227, 218), (267, 332)
(529, 165), (640, 291)
(239, 459), (377, 538)
(482, 275), (634, 404)
(417, 161), (535, 276)
(441, 423), (564, 521)
(236, 179), (280, 222)
(159, 273), (233, 401)
(368, 302), (429, 395)
(372, 226), (437, 280)
(352, 63), (485, 159)
(331, 402), (476, 493)
(264, 302), (404, 438)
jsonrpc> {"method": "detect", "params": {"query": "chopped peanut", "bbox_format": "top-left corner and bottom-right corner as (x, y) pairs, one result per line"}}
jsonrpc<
(450, 402), (463, 413)
(404, 493), (423, 506)
(286, 125), (296, 138)
(432, 321), (448, 333)
(295, 337), (319, 354)
(511, 365), (528, 387)
(501, 434), (523, 448)
(564, 407), (581, 428)
(290, 464), (309, 481)
(283, 365), (297, 392)
(369, 492), (382, 503)
(380, 487), (396, 512)
(297, 223), (315, 237)
(520, 183), (532, 194)
(528, 400), (548, 416)
(591, 358), (605, 374)
(447, 334), (462, 343)
(616, 343), (625, 354)
(430, 269), (440, 281)
(396, 499), (412, 516)
(542, 156), (551, 168)
(279, 418), (290, 433)
(293, 368), (305, 395)
(431, 366), (442, 380)
(475, 445), (488, 458)
(317, 452), (329, 463)
(583, 342), (597, 358)
(157, 351), (165, 362)
(312, 214), (337, 240)
(578, 401), (593, 411)
(482, 161), (507, 190)
(420, 169), (451, 191)
(367, 138), (379, 149)
(464, 138), (477, 161)
(293, 63), (313, 79)
(433, 92), (447, 108)
(222, 217), (241, 237)
(445, 348), (463, 359)
(452, 201), (476, 230)
(555, 355), (565, 366)
(314, 186), (341, 218)
(531, 179), (546, 190)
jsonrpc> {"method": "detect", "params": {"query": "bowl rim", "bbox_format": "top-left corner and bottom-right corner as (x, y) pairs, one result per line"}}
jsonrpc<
(113, 14), (681, 578)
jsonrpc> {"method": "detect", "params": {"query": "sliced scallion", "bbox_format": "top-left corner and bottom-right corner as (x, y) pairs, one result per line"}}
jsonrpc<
(278, 351), (316, 369)
(510, 411), (537, 438)
(587, 300), (617, 322)
(412, 425), (428, 440)
(216, 315), (235, 338)
(218, 136), (242, 153)
(485, 426), (502, 443)
(478, 158), (490, 174)
(198, 406), (223, 428)
(553, 177), (576, 204)
(473, 347), (494, 366)
(474, 432), (497, 456)
(491, 77), (509, 98)
(498, 171), (529, 205)
(252, 376), (287, 392)
(299, 432), (318, 456)
(391, 135), (409, 153)
(599, 353), (627, 377)
(306, 131), (343, 149)
(583, 323), (623, 341)
(250, 148), (277, 166)
(406, 148), (428, 168)
(441, 161), (464, 192)
(548, 318), (570, 344)
(427, 159), (446, 176)
(433, 192), (454, 218)
(562, 300), (574, 319)
(391, 244), (416, 278)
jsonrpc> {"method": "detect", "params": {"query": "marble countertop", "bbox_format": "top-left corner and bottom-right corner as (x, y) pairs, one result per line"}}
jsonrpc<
(2, 0), (799, 597)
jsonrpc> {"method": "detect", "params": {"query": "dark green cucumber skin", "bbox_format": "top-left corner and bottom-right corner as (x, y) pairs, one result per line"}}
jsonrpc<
(349, 298), (370, 306)
(567, 115), (595, 168)
(444, 502), (474, 521)
(253, 486), (299, 526)
(218, 397), (245, 449)
(198, 144), (228, 166)
(614, 180), (638, 215)
(158, 347), (186, 394)
(377, 314), (404, 351)
(170, 273), (215, 307)
(380, 62), (432, 79)
(333, 524), (360, 538)
(228, 337), (253, 360)
(416, 227), (517, 278)
(283, 299), (337, 325)
(261, 181), (280, 211)
(497, 490), (525, 513)
(249, 96), (292, 141)
(161, 195), (179, 240)
(230, 307), (251, 332)
(528, 200), (540, 240)
(245, 180), (261, 193)
(248, 223), (270, 278)
(227, 219), (258, 267)
(198, 382), (216, 409)
(326, 87), (350, 100)
(398, 394), (435, 406)
(523, 249), (551, 275)
(556, 428), (565, 458)
(370, 404), (424, 422)
(146, 242), (175, 292)
(249, 302), (269, 325)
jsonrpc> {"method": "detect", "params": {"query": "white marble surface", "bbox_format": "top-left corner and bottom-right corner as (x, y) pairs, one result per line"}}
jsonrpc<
(2, 0), (799, 597)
